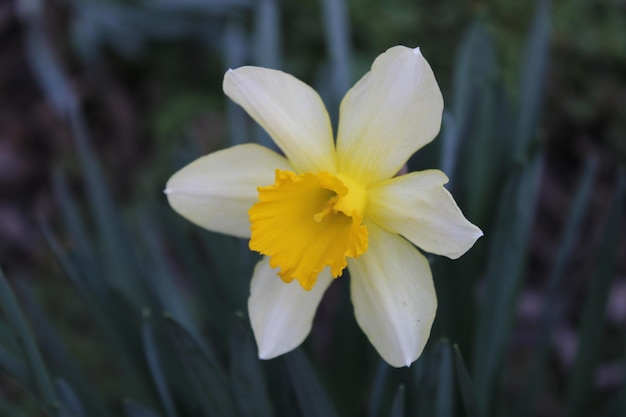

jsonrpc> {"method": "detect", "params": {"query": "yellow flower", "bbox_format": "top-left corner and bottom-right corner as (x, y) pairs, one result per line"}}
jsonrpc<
(165, 46), (482, 367)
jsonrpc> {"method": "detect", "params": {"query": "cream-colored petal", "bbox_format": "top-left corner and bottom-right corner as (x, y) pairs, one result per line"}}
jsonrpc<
(165, 144), (291, 238)
(248, 258), (333, 359)
(336, 46), (444, 185)
(349, 222), (436, 367)
(224, 67), (336, 174)
(368, 170), (483, 259)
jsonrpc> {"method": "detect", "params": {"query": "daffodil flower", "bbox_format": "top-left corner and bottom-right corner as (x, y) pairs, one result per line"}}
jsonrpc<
(165, 46), (482, 367)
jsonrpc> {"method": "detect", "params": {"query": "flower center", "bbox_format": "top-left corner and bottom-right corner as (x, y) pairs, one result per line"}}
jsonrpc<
(248, 170), (368, 290)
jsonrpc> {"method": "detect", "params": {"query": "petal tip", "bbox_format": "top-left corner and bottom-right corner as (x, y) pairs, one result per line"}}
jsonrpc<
(401, 347), (419, 368)
(412, 46), (421, 56)
(163, 188), (172, 195)
(257, 348), (273, 360)
(256, 340), (284, 361)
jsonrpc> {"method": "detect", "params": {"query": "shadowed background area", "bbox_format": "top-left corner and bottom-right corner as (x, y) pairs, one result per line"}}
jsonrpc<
(0, 0), (624, 416)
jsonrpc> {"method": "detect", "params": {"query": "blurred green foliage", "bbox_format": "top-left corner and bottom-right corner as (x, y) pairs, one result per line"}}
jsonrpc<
(1, 0), (625, 416)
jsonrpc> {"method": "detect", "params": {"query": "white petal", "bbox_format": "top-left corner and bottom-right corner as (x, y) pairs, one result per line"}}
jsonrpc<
(336, 46), (444, 185)
(248, 258), (333, 359)
(224, 67), (336, 174)
(165, 144), (291, 238)
(368, 170), (483, 259)
(349, 222), (436, 367)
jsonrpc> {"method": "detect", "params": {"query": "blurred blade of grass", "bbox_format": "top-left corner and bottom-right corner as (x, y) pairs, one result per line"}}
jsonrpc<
(164, 314), (228, 387)
(434, 342), (454, 417)
(14, 280), (112, 417)
(124, 400), (163, 417)
(462, 57), (498, 226)
(55, 379), (88, 417)
(164, 315), (238, 415)
(229, 315), (275, 417)
(325, 279), (368, 415)
(253, 0), (281, 148)
(224, 17), (248, 146)
(433, 19), (498, 354)
(515, 157), (597, 417)
(66, 101), (147, 307)
(38, 216), (98, 307)
(20, 0), (146, 307)
(157, 208), (228, 332)
(439, 111), (458, 182)
(321, 0), (351, 107)
(200, 232), (254, 312)
(0, 320), (21, 356)
(0, 344), (29, 388)
(511, 0), (551, 161)
(472, 152), (544, 413)
(389, 385), (405, 417)
(142, 313), (179, 417)
(137, 213), (198, 334)
(40, 220), (157, 403)
(0, 268), (60, 415)
(565, 171), (626, 417)
(367, 360), (391, 417)
(446, 19), (494, 185)
(18, 0), (72, 112)
(71, 0), (251, 61)
(453, 345), (482, 417)
(414, 340), (454, 417)
(254, 0), (281, 69)
(285, 349), (340, 417)
(51, 171), (100, 293)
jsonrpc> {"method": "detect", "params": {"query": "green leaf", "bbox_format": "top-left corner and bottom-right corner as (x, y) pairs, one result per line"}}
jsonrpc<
(434, 342), (454, 417)
(453, 345), (482, 417)
(51, 171), (100, 294)
(56, 379), (88, 417)
(142, 313), (179, 417)
(229, 315), (274, 417)
(253, 0), (281, 148)
(40, 220), (154, 405)
(367, 360), (392, 417)
(69, 106), (147, 308)
(512, 0), (551, 160)
(14, 280), (112, 417)
(0, 343), (29, 388)
(389, 385), (405, 417)
(0, 268), (59, 415)
(321, 0), (351, 104)
(224, 17), (248, 147)
(137, 214), (197, 334)
(472, 152), (544, 413)
(286, 349), (339, 417)
(414, 340), (455, 417)
(164, 314), (238, 416)
(436, 19), (501, 353)
(23, 0), (147, 310)
(566, 171), (626, 417)
(446, 19), (497, 185)
(253, 0), (280, 69)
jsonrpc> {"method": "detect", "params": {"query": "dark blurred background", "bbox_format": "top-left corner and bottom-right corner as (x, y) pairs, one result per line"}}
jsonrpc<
(0, 0), (625, 415)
